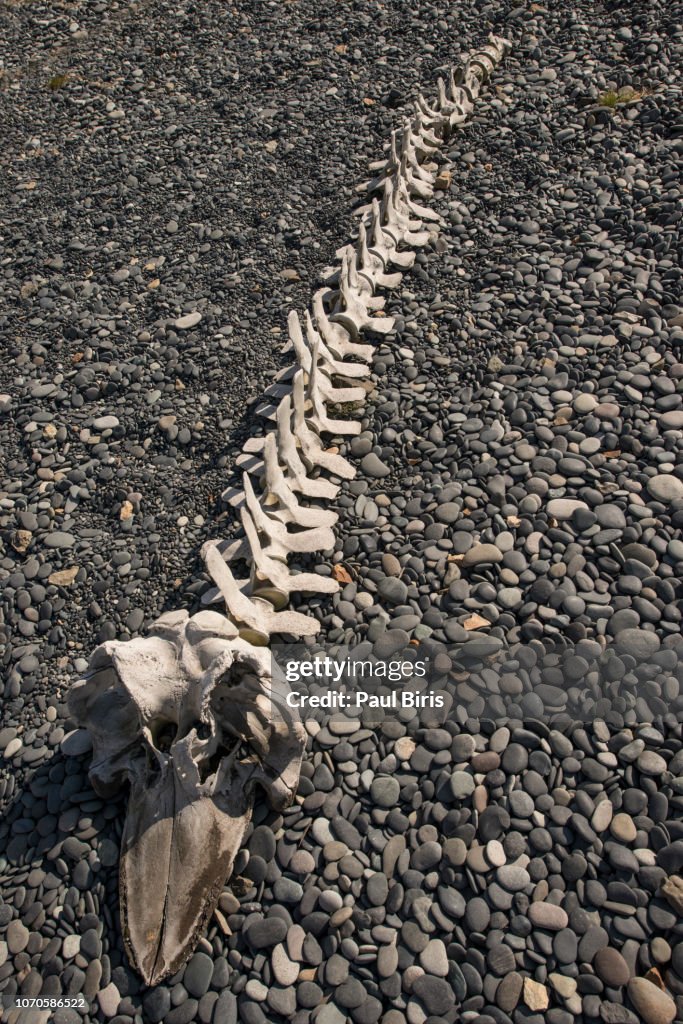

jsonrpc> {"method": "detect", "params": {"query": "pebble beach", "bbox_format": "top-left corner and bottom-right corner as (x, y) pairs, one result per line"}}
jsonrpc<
(1, 1), (682, 1023)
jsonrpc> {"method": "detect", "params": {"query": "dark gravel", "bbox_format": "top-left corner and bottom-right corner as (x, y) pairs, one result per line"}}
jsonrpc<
(1, 0), (682, 1022)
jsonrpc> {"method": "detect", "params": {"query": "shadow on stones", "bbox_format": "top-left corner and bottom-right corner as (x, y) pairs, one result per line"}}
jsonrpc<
(0, 750), (147, 1012)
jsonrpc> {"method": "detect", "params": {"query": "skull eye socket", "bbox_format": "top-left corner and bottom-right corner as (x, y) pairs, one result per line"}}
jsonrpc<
(195, 721), (211, 740)
(149, 718), (178, 752)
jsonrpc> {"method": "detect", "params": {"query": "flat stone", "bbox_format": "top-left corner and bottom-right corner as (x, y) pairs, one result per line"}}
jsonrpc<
(44, 531), (75, 548)
(250, 826), (277, 861)
(574, 393), (598, 413)
(370, 776), (400, 806)
(647, 474), (683, 503)
(361, 453), (391, 478)
(488, 945), (516, 976)
(61, 729), (93, 756)
(638, 751), (667, 776)
(290, 850), (315, 874)
(6, 919), (29, 953)
(661, 875), (683, 913)
(271, 944), (299, 986)
(554, 928), (578, 963)
(443, 838), (467, 867)
(592, 800), (614, 832)
(175, 311), (202, 330)
(316, 1008), (347, 1024)
(497, 972), (523, 1012)
(467, 844), (490, 874)
(595, 948), (631, 987)
(245, 917), (288, 949)
(627, 978), (676, 1024)
(450, 771), (475, 799)
(412, 842), (442, 872)
(528, 902), (569, 931)
(378, 576), (408, 605)
(62, 934), (81, 959)
(550, 973), (577, 999)
(412, 975), (454, 1015)
(486, 840), (506, 867)
(547, 498), (589, 521)
(524, 978), (549, 1011)
(611, 813), (637, 842)
(92, 415), (120, 430)
(184, 951), (214, 997)
(381, 553), (402, 576)
(616, 629), (660, 661)
(97, 983), (120, 1018)
(466, 897), (491, 932)
(497, 865), (530, 891)
(462, 543), (503, 567)
(366, 873), (389, 905)
(419, 939), (448, 977)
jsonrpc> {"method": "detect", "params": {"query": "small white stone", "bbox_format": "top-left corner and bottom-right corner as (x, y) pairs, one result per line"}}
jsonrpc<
(175, 311), (202, 330)
(62, 934), (81, 959)
(3, 738), (22, 759)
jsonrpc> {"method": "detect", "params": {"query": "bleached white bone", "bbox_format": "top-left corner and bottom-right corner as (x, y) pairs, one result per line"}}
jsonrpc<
(341, 215), (412, 289)
(312, 289), (375, 361)
(235, 451), (263, 473)
(222, 487), (245, 509)
(372, 177), (432, 248)
(343, 246), (386, 308)
(204, 542), (321, 640)
(287, 309), (368, 400)
(222, 471), (336, 563)
(469, 36), (510, 83)
(288, 371), (357, 478)
(356, 177), (430, 247)
(368, 120), (435, 169)
(401, 124), (438, 182)
(222, 396), (342, 503)
(305, 349), (362, 437)
(275, 393), (342, 498)
(255, 401), (278, 422)
(356, 221), (403, 291)
(262, 382), (294, 401)
(71, 34), (513, 994)
(366, 198), (415, 269)
(239, 504), (339, 601)
(435, 78), (469, 127)
(260, 431), (338, 529)
(304, 309), (370, 379)
(364, 126), (434, 199)
(416, 92), (443, 128)
(330, 248), (395, 339)
(281, 300), (371, 378)
(410, 111), (442, 151)
(365, 127), (401, 187)
(355, 175), (421, 230)
(243, 436), (267, 453)
(394, 171), (443, 224)
(448, 63), (466, 97)
(398, 150), (434, 201)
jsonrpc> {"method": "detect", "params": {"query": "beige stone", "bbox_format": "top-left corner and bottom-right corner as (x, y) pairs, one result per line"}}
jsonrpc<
(523, 979), (549, 1011)
(627, 978), (676, 1024)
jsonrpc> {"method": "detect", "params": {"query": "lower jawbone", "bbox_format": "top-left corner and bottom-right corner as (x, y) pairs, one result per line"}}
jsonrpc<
(68, 612), (305, 987)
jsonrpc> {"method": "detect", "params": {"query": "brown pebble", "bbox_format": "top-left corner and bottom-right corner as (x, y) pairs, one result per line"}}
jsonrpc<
(627, 978), (676, 1024)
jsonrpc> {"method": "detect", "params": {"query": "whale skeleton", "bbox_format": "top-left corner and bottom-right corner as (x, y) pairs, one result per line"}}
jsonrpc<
(69, 34), (512, 987)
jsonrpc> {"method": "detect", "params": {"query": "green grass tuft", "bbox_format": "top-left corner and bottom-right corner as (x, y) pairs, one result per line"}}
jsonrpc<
(598, 85), (647, 108)
(48, 73), (69, 91)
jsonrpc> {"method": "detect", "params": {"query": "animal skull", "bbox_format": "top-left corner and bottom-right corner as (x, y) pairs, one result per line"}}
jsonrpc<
(68, 609), (305, 986)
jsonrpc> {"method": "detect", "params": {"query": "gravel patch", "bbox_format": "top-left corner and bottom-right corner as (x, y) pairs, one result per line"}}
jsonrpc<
(1, 0), (682, 1021)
